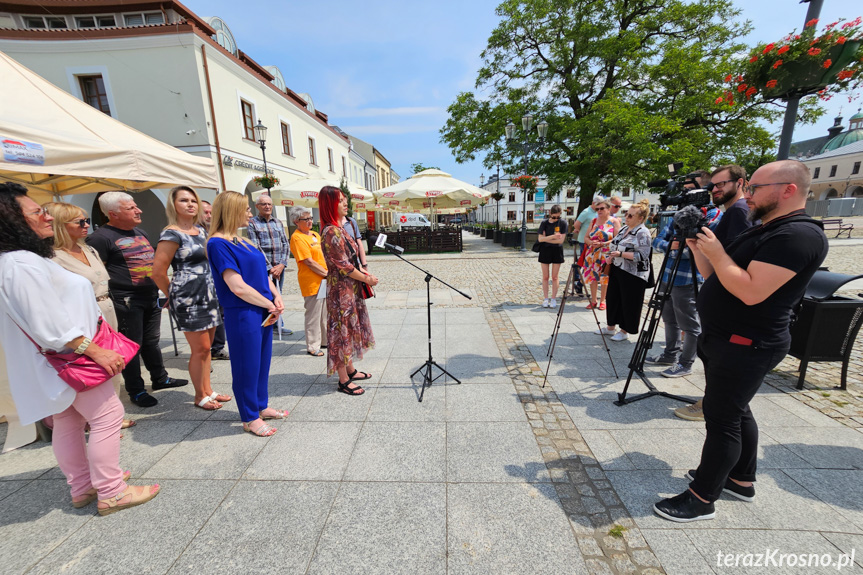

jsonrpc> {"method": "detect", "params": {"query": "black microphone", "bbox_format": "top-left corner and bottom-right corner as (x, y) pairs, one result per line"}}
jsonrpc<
(647, 178), (671, 188)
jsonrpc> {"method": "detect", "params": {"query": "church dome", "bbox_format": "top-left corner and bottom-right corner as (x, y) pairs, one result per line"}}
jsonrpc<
(820, 109), (863, 153)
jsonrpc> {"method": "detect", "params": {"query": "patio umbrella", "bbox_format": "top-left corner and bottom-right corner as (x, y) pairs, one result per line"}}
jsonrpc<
(0, 51), (219, 197)
(374, 168), (490, 216)
(267, 174), (373, 208)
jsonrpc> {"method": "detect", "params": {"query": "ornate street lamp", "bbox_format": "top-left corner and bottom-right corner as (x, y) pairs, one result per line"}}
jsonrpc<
(505, 114), (548, 250)
(254, 119), (272, 195)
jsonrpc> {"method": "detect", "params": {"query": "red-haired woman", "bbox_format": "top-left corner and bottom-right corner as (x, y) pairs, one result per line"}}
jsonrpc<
(318, 186), (378, 395)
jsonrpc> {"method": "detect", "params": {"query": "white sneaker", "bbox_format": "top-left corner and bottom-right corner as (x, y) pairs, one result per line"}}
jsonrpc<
(610, 332), (629, 342)
(549, 299), (557, 308)
(542, 299), (550, 308)
(593, 327), (616, 335)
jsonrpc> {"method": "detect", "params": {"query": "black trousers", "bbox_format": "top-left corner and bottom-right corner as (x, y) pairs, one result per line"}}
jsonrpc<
(113, 293), (169, 397)
(605, 265), (646, 334)
(690, 333), (787, 502)
(211, 307), (227, 353)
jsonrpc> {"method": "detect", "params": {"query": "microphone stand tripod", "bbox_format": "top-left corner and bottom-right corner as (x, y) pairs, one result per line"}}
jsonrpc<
(543, 264), (618, 388)
(384, 246), (472, 402)
(615, 235), (698, 406)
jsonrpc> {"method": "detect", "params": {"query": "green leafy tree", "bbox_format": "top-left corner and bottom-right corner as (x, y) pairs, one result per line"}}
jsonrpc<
(340, 177), (352, 218)
(440, 0), (826, 211)
(409, 163), (442, 175)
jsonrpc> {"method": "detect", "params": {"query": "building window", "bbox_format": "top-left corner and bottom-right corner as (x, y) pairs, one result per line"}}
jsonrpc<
(527, 211), (534, 223)
(622, 186), (631, 197)
(24, 15), (67, 29)
(507, 210), (516, 221)
(342, 156), (348, 177)
(78, 75), (111, 114)
(566, 206), (574, 216)
(566, 189), (575, 199)
(327, 148), (335, 173)
(528, 192), (535, 202)
(124, 12), (165, 26)
(813, 167), (821, 179)
(280, 122), (292, 156)
(240, 100), (255, 141)
(308, 137), (317, 166)
(508, 191), (515, 202)
(853, 162), (861, 175)
(830, 165), (837, 178)
(74, 15), (116, 28)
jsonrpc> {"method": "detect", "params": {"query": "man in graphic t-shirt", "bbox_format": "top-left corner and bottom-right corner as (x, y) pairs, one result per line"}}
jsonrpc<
(87, 192), (187, 407)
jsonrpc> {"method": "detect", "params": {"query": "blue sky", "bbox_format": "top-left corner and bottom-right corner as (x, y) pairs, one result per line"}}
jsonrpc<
(185, 0), (861, 185)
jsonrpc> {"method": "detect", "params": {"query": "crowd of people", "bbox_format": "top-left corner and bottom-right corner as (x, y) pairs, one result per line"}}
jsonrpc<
(0, 182), (377, 513)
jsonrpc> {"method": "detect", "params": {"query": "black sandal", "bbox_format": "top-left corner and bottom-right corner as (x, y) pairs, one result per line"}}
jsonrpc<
(338, 380), (365, 395)
(347, 369), (372, 381)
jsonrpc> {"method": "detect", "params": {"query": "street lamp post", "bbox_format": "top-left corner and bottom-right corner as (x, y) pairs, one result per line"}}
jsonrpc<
(505, 114), (548, 250)
(480, 173), (485, 223)
(253, 119), (271, 195)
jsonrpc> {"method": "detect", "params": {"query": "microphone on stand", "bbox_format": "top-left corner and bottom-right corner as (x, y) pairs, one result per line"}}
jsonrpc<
(374, 233), (405, 254)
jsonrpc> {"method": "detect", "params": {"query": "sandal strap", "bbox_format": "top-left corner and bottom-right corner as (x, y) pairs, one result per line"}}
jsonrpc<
(198, 396), (216, 408)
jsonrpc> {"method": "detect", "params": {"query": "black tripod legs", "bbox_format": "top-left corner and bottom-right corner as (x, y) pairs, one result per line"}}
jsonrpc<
(411, 360), (460, 402)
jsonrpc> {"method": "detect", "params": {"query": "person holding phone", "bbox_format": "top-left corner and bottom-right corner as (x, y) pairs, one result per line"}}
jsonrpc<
(207, 192), (288, 437)
(537, 204), (568, 308)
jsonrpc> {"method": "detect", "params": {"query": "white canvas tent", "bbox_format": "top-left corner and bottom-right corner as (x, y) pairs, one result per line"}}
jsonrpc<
(0, 51), (219, 200)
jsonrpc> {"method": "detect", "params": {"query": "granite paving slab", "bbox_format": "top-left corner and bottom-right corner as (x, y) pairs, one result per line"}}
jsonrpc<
(447, 421), (550, 483)
(307, 482), (446, 575)
(343, 421), (446, 482)
(447, 482), (587, 575)
(288, 383), (377, 421)
(366, 385), (447, 420)
(167, 481), (339, 575)
(440, 356), (508, 384)
(782, 468), (863, 531)
(640, 529), (715, 575)
(760, 427), (863, 469)
(444, 383), (526, 422)
(0, 439), (58, 481)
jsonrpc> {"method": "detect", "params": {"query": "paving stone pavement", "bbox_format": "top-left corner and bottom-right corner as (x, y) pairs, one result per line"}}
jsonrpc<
(2, 231), (862, 574)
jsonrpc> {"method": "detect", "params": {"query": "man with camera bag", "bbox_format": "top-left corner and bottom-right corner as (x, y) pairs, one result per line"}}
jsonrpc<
(653, 160), (828, 522)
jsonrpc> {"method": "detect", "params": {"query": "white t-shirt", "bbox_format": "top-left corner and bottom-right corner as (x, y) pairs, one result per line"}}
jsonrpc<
(0, 251), (101, 424)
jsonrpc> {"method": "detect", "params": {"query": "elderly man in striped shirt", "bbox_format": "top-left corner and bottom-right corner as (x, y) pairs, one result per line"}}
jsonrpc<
(248, 193), (292, 335)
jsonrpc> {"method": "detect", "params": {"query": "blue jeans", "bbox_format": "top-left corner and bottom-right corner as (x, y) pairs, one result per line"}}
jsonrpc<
(660, 283), (701, 368)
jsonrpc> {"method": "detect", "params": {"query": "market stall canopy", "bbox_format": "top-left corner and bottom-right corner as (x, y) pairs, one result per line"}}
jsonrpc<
(265, 174), (373, 208)
(374, 168), (490, 210)
(0, 51), (219, 196)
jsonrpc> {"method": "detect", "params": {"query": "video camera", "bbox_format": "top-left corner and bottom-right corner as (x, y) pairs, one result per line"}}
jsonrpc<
(648, 163), (713, 239)
(647, 162), (713, 211)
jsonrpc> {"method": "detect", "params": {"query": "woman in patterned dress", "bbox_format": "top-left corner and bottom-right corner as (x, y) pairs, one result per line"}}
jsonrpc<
(152, 186), (228, 411)
(582, 197), (620, 310)
(318, 186), (379, 395)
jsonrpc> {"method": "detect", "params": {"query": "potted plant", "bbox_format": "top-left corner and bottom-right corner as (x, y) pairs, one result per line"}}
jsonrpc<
(253, 174), (280, 189)
(718, 17), (862, 105)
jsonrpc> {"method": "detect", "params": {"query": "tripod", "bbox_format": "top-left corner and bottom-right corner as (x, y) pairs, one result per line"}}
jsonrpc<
(615, 236), (699, 406)
(386, 248), (472, 402)
(544, 264), (618, 387)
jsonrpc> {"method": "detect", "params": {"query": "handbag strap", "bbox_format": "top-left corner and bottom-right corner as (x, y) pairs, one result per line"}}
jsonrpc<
(10, 315), (103, 355)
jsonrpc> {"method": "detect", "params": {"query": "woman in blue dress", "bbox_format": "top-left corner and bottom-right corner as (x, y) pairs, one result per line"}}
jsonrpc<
(206, 191), (288, 437)
(153, 186), (227, 411)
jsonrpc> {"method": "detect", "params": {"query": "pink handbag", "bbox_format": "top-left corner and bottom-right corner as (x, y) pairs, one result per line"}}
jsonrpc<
(19, 317), (140, 392)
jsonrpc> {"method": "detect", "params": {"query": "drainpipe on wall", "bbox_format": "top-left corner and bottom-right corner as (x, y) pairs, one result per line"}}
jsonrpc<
(201, 44), (226, 191)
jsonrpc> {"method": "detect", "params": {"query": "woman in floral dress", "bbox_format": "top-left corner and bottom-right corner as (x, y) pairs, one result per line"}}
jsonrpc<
(152, 186), (227, 411)
(319, 186), (379, 395)
(582, 197), (620, 310)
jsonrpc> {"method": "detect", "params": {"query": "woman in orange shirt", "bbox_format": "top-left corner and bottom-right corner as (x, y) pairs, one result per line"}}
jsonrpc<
(288, 207), (328, 357)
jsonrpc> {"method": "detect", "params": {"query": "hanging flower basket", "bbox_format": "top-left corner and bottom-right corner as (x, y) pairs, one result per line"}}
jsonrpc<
(512, 174), (539, 193)
(717, 17), (863, 106)
(254, 174), (280, 189)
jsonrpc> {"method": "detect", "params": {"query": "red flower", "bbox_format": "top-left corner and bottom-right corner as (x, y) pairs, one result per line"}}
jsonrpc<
(777, 45), (790, 55)
(773, 60), (783, 69)
(823, 59), (833, 69)
(766, 79), (778, 89)
(762, 43), (776, 54)
(808, 47), (822, 56)
(749, 55), (759, 63)
(715, 96), (724, 104)
(724, 74), (733, 82)
(810, 38), (821, 46)
(736, 75), (744, 82)
(745, 87), (757, 98)
(795, 35), (801, 40)
(837, 36), (847, 44)
(737, 83), (747, 92)
(805, 18), (819, 27)
(837, 70), (854, 80)
(826, 21), (839, 29)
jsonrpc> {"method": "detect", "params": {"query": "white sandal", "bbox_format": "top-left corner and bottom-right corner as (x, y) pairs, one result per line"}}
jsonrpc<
(196, 396), (221, 410)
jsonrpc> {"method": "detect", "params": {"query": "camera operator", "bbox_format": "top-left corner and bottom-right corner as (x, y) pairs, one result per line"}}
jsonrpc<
(672, 164), (755, 422)
(653, 160), (828, 523)
(647, 171), (721, 381)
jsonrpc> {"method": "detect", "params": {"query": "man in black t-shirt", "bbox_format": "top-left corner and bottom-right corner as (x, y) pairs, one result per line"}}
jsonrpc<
(653, 160), (828, 523)
(87, 192), (188, 407)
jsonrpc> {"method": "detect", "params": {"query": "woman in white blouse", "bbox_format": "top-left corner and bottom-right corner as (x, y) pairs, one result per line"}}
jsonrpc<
(47, 202), (135, 430)
(0, 184), (159, 515)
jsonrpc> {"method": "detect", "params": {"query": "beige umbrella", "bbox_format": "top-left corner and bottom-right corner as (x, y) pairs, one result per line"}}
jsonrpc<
(0, 52), (219, 196)
(374, 168), (490, 223)
(268, 174), (373, 208)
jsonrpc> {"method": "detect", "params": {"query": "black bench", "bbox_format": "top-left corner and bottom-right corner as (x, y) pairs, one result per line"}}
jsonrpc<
(822, 218), (854, 238)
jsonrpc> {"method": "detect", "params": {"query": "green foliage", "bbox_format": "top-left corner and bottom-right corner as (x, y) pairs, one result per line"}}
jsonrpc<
(608, 525), (628, 538)
(339, 177), (352, 218)
(410, 163), (442, 175)
(440, 0), (829, 210)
